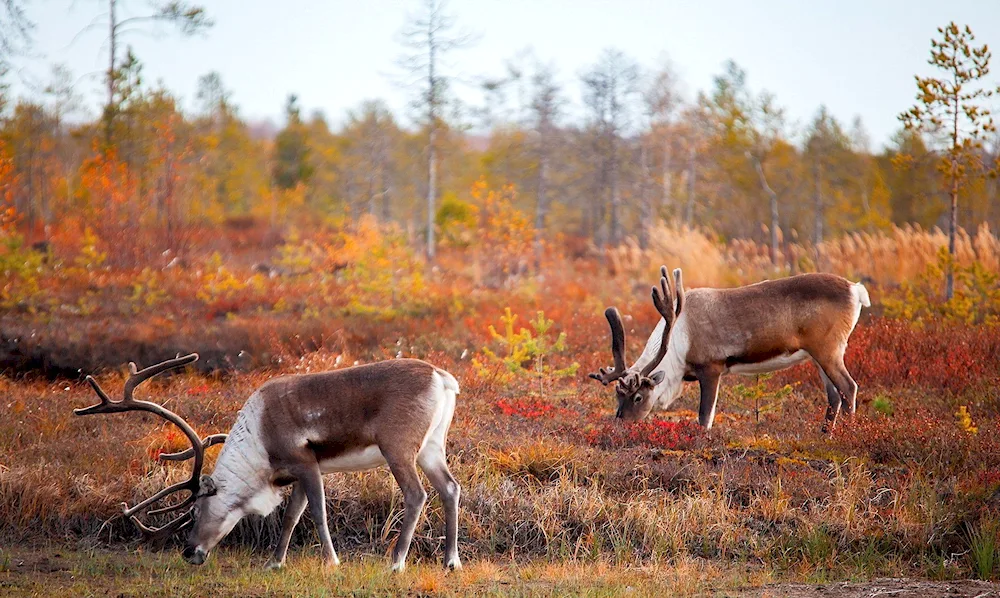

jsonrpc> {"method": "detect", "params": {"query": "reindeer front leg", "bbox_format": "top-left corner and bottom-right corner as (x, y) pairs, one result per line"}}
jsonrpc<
(695, 365), (724, 429)
(266, 483), (308, 570)
(298, 465), (340, 568)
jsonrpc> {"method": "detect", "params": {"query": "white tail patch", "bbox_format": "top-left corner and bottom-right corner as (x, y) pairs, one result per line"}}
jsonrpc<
(853, 282), (871, 308)
(436, 369), (460, 395)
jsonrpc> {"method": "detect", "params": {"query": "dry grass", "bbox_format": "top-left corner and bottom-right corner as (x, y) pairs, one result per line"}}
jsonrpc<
(1, 547), (760, 597)
(609, 221), (1000, 289)
(3, 218), (1000, 593)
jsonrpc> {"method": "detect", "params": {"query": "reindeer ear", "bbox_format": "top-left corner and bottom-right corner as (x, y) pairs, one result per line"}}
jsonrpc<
(198, 475), (217, 497)
(645, 371), (666, 386)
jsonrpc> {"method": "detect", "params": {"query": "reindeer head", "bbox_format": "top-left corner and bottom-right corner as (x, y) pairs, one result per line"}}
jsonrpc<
(182, 475), (245, 566)
(589, 267), (684, 421)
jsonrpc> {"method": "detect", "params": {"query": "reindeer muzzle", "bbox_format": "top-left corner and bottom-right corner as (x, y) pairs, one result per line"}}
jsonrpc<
(183, 545), (208, 565)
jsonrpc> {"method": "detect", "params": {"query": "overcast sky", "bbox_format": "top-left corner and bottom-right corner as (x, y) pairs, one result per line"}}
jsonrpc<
(11, 0), (1000, 149)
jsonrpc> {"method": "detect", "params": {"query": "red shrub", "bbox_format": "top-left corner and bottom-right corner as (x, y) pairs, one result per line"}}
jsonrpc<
(583, 418), (702, 451)
(773, 318), (1000, 397)
(495, 398), (554, 419)
(846, 319), (1000, 395)
(832, 410), (1000, 472)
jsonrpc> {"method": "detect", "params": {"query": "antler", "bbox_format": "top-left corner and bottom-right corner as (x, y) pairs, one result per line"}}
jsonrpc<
(641, 266), (679, 377)
(589, 307), (630, 385)
(159, 434), (228, 461)
(672, 267), (684, 317)
(75, 353), (216, 545)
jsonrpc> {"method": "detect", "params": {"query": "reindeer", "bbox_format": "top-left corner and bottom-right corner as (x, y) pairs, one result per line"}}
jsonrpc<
(590, 267), (870, 432)
(75, 354), (462, 572)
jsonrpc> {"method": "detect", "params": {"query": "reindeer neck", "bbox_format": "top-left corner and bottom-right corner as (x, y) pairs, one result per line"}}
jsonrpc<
(631, 314), (689, 409)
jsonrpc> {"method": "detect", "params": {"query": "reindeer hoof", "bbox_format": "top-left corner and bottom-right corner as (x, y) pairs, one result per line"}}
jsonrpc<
(446, 558), (462, 571)
(391, 561), (406, 573)
(264, 559), (284, 571)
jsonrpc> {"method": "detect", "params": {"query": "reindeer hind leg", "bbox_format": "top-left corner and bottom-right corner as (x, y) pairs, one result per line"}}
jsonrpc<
(418, 443), (461, 570)
(814, 352), (858, 433)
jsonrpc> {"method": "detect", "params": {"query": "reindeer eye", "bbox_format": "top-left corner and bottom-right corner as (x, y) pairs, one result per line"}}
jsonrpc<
(633, 395), (643, 404)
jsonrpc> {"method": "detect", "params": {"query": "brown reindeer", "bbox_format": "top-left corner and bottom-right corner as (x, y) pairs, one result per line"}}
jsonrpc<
(75, 354), (462, 572)
(590, 267), (870, 432)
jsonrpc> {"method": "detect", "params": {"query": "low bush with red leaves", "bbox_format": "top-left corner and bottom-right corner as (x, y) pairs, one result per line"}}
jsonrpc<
(832, 409), (1000, 473)
(584, 418), (703, 451)
(495, 397), (555, 419)
(847, 319), (1000, 395)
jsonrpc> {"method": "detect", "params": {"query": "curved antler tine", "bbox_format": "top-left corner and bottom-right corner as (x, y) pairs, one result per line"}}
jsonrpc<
(146, 492), (196, 517)
(130, 509), (193, 546)
(673, 268), (684, 316)
(605, 307), (627, 373)
(651, 267), (674, 324)
(85, 376), (112, 403)
(641, 267), (679, 378)
(588, 367), (615, 385)
(74, 376), (114, 415)
(589, 308), (629, 385)
(124, 353), (199, 401)
(159, 434), (227, 462)
(123, 477), (198, 517)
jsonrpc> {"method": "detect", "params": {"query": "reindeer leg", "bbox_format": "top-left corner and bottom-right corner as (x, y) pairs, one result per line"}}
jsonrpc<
(818, 367), (842, 433)
(384, 448), (427, 573)
(694, 365), (724, 429)
(266, 483), (308, 570)
(834, 364), (858, 417)
(298, 466), (339, 568)
(816, 354), (857, 433)
(418, 444), (461, 571)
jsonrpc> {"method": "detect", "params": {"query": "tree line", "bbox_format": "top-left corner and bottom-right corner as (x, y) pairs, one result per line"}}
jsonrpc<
(1, 1), (998, 276)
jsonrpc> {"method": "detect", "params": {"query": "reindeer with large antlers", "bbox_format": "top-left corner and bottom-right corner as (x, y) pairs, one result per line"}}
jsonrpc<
(76, 354), (462, 572)
(590, 267), (870, 431)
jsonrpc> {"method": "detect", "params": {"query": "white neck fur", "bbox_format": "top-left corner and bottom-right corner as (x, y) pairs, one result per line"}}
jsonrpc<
(211, 392), (274, 510)
(629, 314), (690, 409)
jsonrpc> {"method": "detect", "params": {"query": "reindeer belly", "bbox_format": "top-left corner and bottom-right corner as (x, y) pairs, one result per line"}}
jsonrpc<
(319, 445), (387, 473)
(725, 350), (810, 375)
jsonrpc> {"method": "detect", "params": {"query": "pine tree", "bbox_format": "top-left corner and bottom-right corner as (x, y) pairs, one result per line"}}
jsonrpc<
(900, 22), (997, 300)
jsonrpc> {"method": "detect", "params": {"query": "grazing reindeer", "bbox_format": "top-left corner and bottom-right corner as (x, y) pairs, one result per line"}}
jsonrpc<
(75, 354), (462, 572)
(590, 267), (870, 432)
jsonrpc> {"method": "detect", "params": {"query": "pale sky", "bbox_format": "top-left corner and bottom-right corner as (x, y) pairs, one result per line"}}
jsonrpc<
(11, 0), (1000, 149)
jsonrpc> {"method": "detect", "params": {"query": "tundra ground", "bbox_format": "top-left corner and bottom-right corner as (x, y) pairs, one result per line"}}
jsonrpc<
(3, 231), (1000, 595)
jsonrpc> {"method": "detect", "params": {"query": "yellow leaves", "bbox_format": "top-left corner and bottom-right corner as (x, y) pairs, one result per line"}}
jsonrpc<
(436, 192), (477, 248)
(260, 183), (308, 223)
(71, 228), (107, 274)
(473, 307), (578, 390)
(465, 178), (536, 287)
(275, 227), (319, 275)
(883, 245), (1000, 324)
(128, 267), (169, 313)
(956, 406), (978, 435)
(196, 252), (246, 305)
(274, 216), (427, 317)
